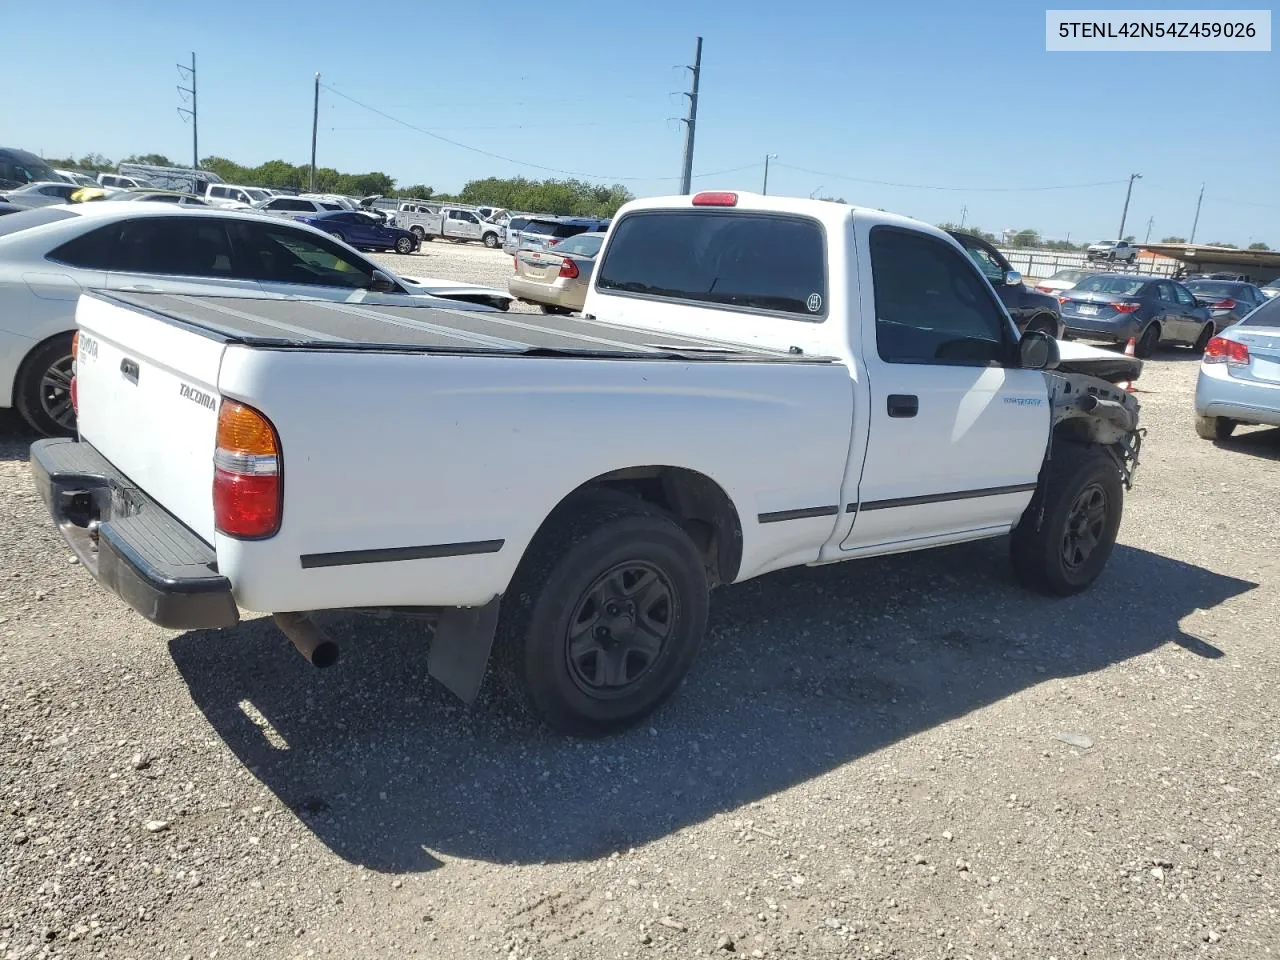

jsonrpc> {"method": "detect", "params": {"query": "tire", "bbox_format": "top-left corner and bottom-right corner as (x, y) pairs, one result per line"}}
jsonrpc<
(409, 226), (425, 241)
(394, 236), (414, 255)
(1010, 443), (1124, 597)
(1195, 415), (1236, 441)
(540, 304), (570, 316)
(15, 334), (76, 438)
(1134, 322), (1160, 358)
(1192, 323), (1214, 354)
(330, 230), (347, 245)
(496, 493), (710, 736)
(482, 232), (500, 249)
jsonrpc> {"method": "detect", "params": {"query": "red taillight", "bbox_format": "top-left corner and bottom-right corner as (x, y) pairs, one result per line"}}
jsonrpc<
(70, 331), (79, 416)
(1203, 336), (1250, 366)
(1035, 285), (1054, 294)
(1211, 299), (1237, 310)
(1113, 302), (1141, 314)
(558, 258), (580, 279)
(1057, 296), (1069, 305)
(213, 400), (281, 539)
(692, 191), (738, 207)
(547, 238), (561, 247)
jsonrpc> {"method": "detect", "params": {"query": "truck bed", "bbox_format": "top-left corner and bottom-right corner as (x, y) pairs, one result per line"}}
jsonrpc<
(95, 291), (833, 363)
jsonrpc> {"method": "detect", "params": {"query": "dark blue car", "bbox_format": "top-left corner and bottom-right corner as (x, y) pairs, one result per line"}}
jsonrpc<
(299, 210), (419, 254)
(1058, 273), (1212, 357)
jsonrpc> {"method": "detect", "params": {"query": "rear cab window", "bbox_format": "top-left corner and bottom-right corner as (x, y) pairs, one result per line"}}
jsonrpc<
(595, 210), (827, 319)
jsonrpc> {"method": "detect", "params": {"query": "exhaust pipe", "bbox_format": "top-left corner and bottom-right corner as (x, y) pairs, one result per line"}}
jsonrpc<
(1076, 393), (1137, 432)
(273, 612), (340, 668)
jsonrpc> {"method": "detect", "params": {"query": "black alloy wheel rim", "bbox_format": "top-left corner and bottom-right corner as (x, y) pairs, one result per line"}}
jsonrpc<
(565, 561), (675, 698)
(41, 355), (75, 429)
(1062, 483), (1108, 572)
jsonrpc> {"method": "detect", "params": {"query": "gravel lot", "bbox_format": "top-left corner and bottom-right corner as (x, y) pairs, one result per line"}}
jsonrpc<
(2, 295), (1279, 959)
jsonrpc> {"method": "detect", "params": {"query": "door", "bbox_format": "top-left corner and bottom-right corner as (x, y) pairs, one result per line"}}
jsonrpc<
(235, 219), (403, 304)
(1151, 281), (1184, 341)
(1172, 282), (1208, 342)
(448, 210), (481, 241)
(100, 217), (265, 297)
(842, 223), (1049, 552)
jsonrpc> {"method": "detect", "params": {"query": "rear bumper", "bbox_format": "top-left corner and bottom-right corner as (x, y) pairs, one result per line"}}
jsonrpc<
(30, 438), (239, 630)
(1195, 365), (1280, 426)
(1062, 316), (1142, 343)
(508, 276), (586, 311)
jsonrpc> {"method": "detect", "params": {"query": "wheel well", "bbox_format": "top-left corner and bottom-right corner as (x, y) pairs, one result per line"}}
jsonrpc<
(550, 466), (743, 587)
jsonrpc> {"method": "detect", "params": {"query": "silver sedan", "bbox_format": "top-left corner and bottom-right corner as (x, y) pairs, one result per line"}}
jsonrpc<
(1194, 295), (1280, 440)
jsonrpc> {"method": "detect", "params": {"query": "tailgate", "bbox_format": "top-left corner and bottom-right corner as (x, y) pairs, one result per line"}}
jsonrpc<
(73, 293), (226, 543)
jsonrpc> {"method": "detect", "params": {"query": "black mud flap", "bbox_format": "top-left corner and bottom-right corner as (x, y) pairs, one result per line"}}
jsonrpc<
(427, 597), (502, 703)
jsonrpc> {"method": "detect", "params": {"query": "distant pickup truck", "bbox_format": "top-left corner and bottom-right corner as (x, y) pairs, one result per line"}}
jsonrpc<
(394, 202), (504, 248)
(32, 191), (1144, 736)
(1087, 240), (1138, 263)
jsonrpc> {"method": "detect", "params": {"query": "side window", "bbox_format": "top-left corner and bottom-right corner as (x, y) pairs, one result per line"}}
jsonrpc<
(233, 190), (249, 203)
(462, 213), (479, 224)
(47, 223), (124, 270)
(209, 186), (225, 199)
(869, 226), (1010, 367)
(1156, 282), (1176, 301)
(959, 242), (1005, 283)
(234, 221), (379, 290)
(112, 218), (237, 276)
(1173, 284), (1196, 306)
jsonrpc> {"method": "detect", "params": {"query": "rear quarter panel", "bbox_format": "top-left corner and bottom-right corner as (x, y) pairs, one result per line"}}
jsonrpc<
(214, 348), (853, 613)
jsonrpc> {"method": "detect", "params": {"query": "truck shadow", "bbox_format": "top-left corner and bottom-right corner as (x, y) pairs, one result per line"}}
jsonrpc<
(0, 411), (36, 463)
(169, 539), (1250, 874)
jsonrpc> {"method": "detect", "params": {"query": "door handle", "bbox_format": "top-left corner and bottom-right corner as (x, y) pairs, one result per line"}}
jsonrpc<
(887, 394), (918, 418)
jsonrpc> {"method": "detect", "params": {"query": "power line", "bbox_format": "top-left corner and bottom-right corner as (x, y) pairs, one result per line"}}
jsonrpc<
(320, 81), (737, 183)
(773, 162), (1129, 193)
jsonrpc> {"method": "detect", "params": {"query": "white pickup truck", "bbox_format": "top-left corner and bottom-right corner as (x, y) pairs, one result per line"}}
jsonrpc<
(394, 203), (505, 248)
(31, 191), (1143, 736)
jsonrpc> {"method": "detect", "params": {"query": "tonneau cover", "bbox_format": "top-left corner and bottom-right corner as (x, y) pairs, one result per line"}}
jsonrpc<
(91, 291), (834, 363)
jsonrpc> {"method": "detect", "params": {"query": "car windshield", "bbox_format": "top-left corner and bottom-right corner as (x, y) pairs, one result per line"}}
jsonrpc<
(0, 206), (78, 238)
(555, 233), (604, 257)
(1093, 240), (1121, 246)
(1050, 269), (1085, 282)
(243, 189), (271, 203)
(1075, 275), (1146, 296)
(1186, 281), (1244, 298)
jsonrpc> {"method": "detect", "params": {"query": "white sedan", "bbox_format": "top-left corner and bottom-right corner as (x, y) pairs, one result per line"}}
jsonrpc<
(1194, 296), (1280, 440)
(0, 203), (514, 436)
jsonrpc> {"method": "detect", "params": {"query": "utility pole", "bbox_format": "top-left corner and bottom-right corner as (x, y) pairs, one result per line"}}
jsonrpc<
(1190, 182), (1205, 243)
(678, 37), (702, 195)
(1117, 172), (1142, 241)
(762, 154), (776, 195)
(310, 73), (320, 193)
(959, 204), (968, 229)
(1145, 216), (1155, 243)
(176, 52), (197, 170)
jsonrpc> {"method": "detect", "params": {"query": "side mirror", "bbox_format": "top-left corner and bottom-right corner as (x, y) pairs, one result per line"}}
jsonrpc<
(1004, 270), (1022, 286)
(1019, 329), (1060, 370)
(368, 270), (397, 293)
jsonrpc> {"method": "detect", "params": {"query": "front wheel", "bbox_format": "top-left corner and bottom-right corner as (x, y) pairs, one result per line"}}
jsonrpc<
(1192, 323), (1215, 353)
(482, 232), (500, 249)
(1195, 415), (1236, 441)
(1010, 444), (1124, 596)
(394, 236), (414, 255)
(15, 334), (77, 437)
(1135, 322), (1160, 358)
(497, 494), (709, 736)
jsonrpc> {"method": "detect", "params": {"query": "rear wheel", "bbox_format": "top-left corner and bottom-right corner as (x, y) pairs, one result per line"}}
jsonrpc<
(496, 493), (709, 736)
(395, 236), (414, 254)
(1194, 415), (1236, 441)
(1010, 443), (1124, 596)
(1135, 322), (1160, 358)
(409, 226), (425, 241)
(15, 334), (76, 438)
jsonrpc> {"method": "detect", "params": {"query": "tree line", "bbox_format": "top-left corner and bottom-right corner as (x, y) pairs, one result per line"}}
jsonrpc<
(44, 153), (635, 218)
